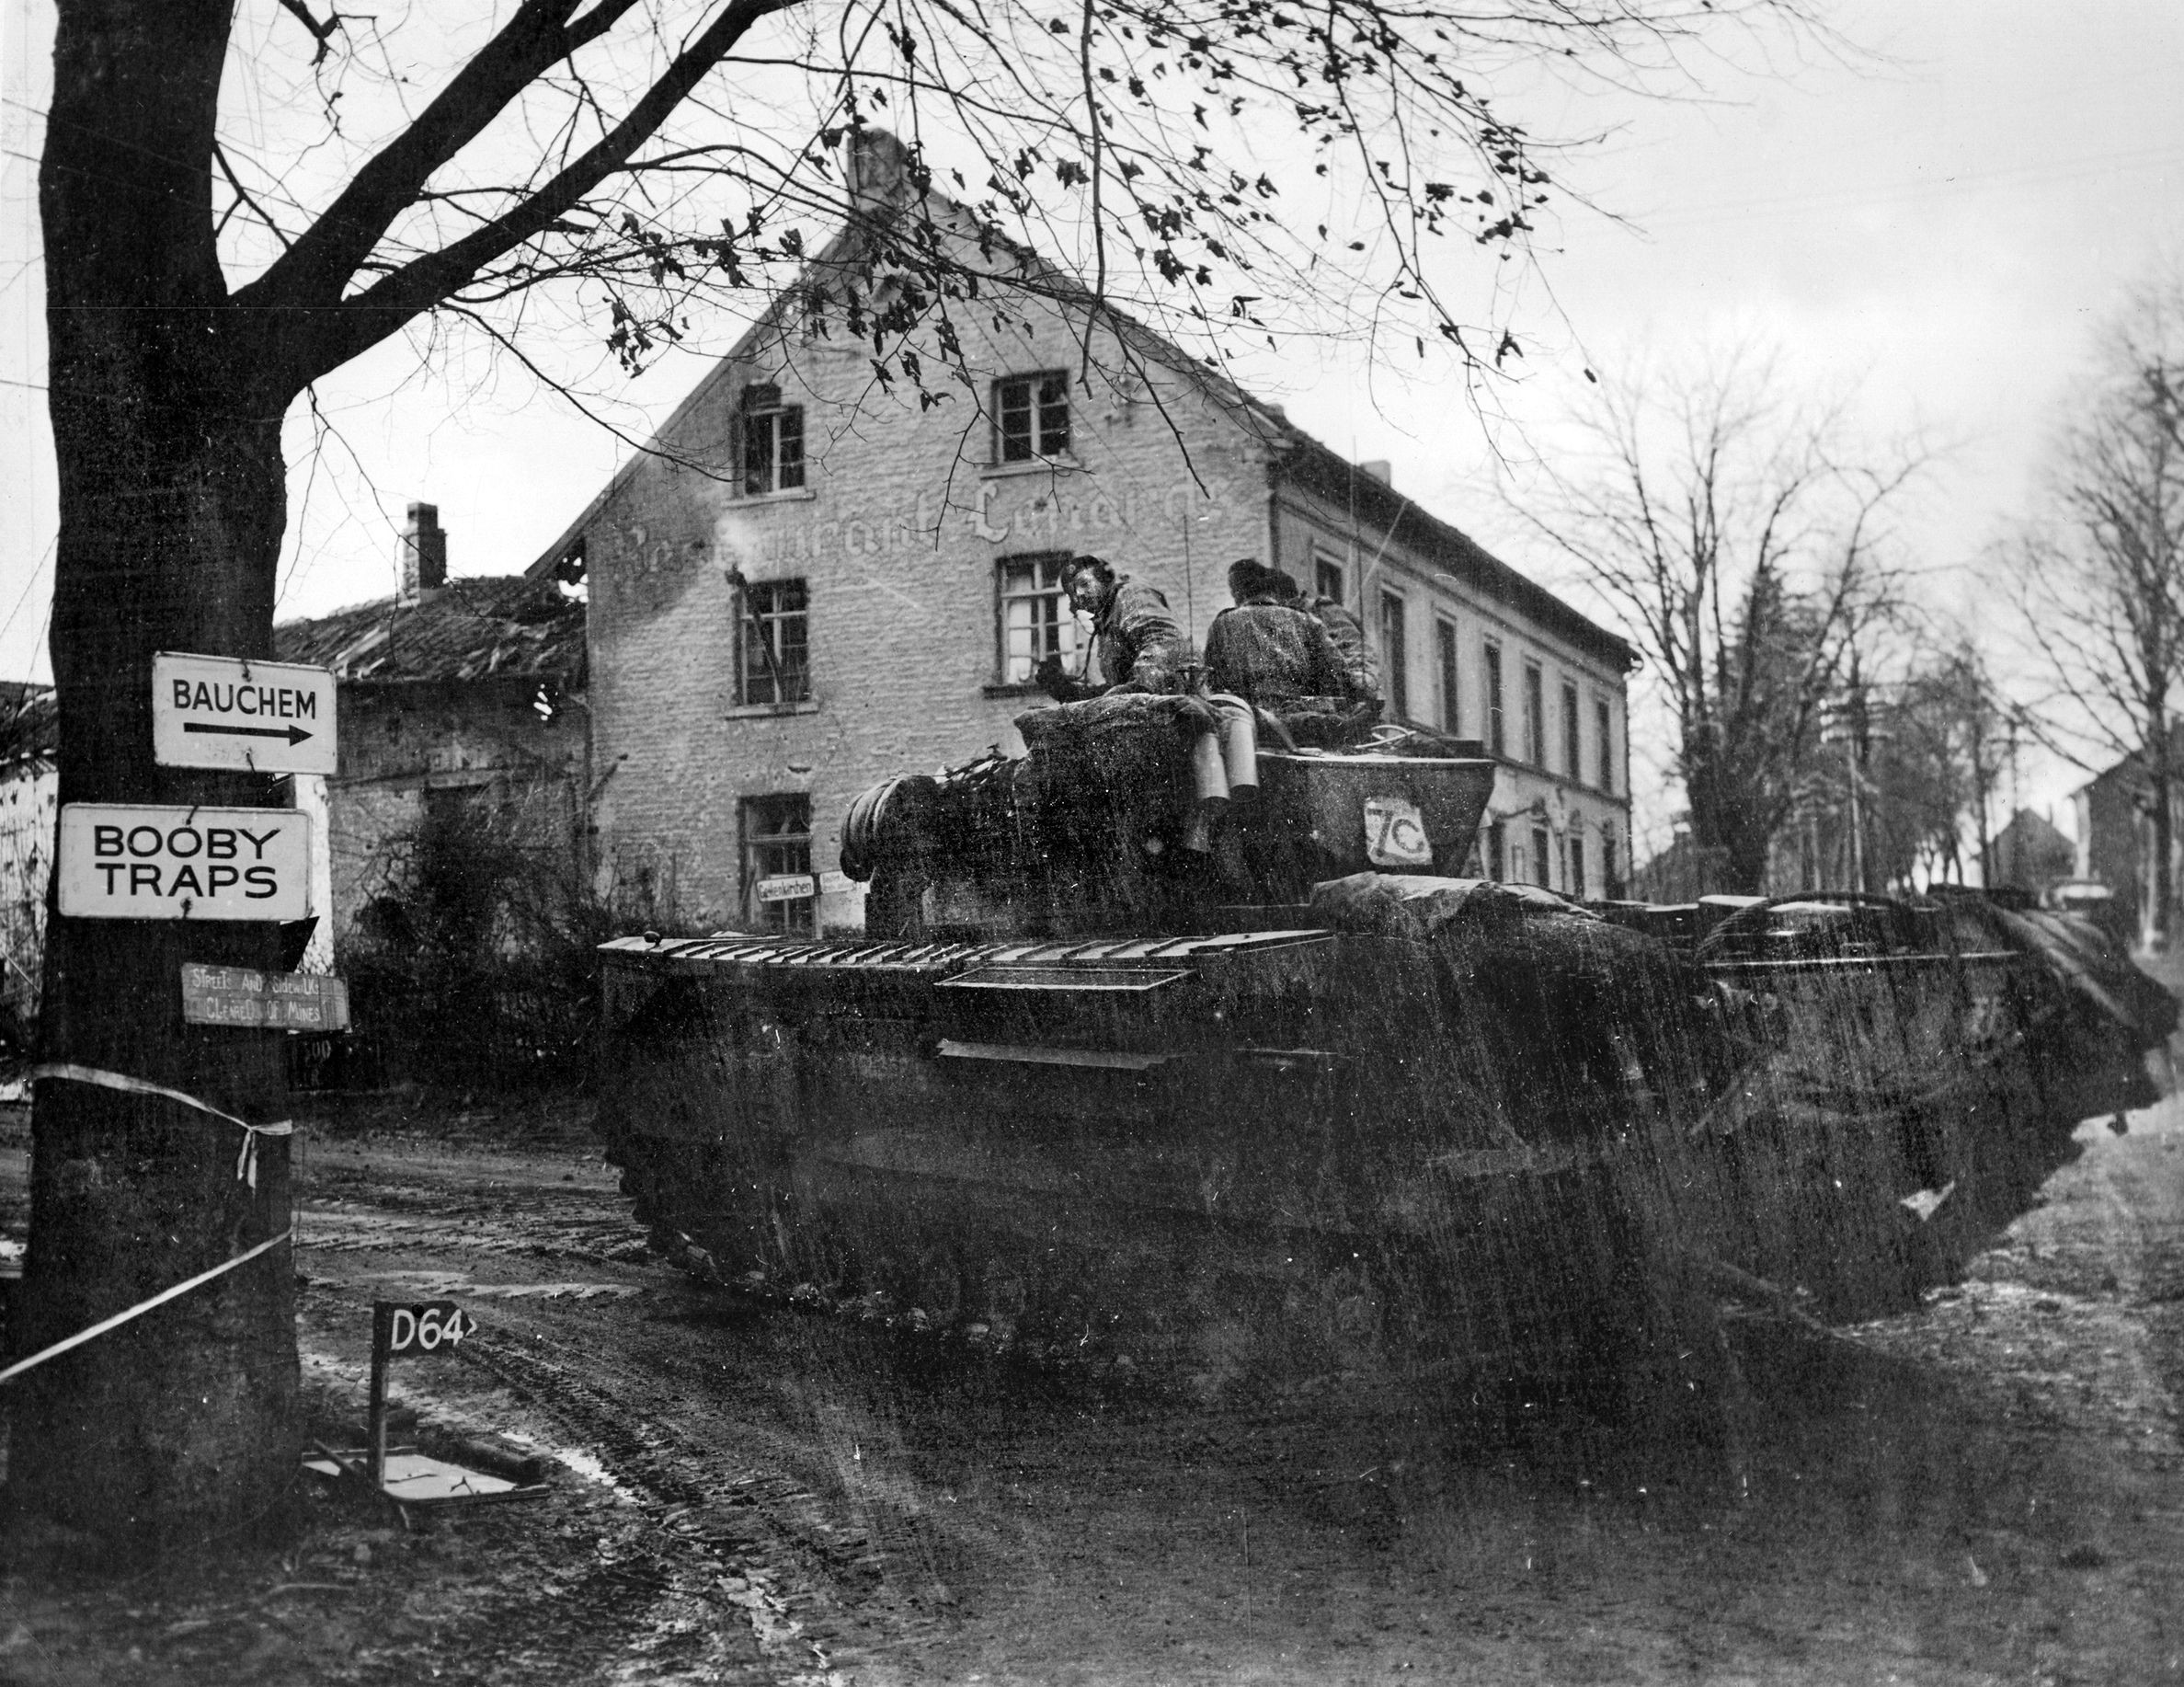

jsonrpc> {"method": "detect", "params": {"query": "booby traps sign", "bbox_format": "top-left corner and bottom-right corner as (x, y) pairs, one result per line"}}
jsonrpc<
(57, 805), (312, 921)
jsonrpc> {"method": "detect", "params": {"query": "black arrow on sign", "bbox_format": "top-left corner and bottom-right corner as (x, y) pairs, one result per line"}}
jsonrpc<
(183, 722), (314, 746)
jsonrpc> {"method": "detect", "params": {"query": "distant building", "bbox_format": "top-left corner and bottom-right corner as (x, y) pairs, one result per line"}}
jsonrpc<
(1631, 829), (1732, 904)
(2071, 736), (2183, 948)
(1989, 808), (2074, 897)
(274, 504), (589, 951)
(525, 132), (1635, 934)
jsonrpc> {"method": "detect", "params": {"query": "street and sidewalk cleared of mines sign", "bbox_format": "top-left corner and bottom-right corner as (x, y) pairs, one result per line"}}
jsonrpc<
(181, 963), (350, 1029)
(153, 651), (337, 775)
(58, 805), (312, 921)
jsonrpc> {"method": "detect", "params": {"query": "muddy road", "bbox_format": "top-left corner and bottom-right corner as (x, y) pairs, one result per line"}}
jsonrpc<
(5, 1089), (2184, 1684)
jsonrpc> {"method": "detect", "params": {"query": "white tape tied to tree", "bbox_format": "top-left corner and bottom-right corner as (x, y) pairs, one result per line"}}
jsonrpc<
(30, 1062), (295, 1188)
(0, 1228), (293, 1387)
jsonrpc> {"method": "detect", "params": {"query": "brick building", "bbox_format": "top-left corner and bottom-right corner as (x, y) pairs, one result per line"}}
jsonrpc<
(527, 134), (1635, 935)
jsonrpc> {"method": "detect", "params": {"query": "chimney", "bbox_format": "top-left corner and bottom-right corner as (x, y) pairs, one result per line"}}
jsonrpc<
(1359, 460), (1392, 488)
(398, 502), (446, 605)
(846, 128), (912, 222)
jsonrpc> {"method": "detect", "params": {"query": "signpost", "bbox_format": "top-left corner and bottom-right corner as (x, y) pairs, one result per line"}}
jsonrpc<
(57, 805), (313, 921)
(152, 652), (337, 775)
(180, 963), (350, 1030)
(368, 1301), (479, 1488)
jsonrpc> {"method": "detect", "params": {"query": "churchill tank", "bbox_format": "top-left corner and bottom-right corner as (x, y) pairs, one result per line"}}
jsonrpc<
(595, 694), (2172, 1405)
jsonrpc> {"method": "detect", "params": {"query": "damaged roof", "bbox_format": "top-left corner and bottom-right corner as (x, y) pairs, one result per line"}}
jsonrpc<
(275, 577), (586, 686)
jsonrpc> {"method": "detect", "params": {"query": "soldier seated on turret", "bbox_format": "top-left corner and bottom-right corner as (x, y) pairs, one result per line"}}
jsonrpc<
(1202, 559), (1354, 706)
(1035, 554), (1191, 701)
(1302, 580), (1379, 706)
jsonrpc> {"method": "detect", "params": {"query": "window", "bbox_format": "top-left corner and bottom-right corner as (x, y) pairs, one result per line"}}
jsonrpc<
(1380, 591), (1409, 719)
(996, 372), (1070, 461)
(739, 385), (805, 495)
(1532, 825), (1551, 889)
(1562, 681), (1581, 778)
(1314, 556), (1345, 604)
(1568, 831), (1586, 899)
(1596, 698), (1615, 793)
(1435, 619), (1459, 735)
(1483, 642), (1505, 757)
(422, 780), (501, 829)
(738, 578), (810, 706)
(1602, 825), (1622, 898)
(998, 552), (1081, 684)
(741, 795), (814, 935)
(1486, 820), (1506, 881)
(1523, 662), (1545, 765)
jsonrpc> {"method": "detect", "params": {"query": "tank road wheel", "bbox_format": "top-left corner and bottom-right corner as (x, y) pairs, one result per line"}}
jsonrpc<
(868, 1240), (974, 1336)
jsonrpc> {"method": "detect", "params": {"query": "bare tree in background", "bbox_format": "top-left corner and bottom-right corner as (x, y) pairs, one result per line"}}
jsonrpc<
(2009, 282), (2184, 949)
(1511, 350), (1923, 893)
(26, 0), (1833, 1550)
(1861, 642), (2010, 892)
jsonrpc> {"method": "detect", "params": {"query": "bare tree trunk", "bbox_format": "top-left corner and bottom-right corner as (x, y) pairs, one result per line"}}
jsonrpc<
(15, 0), (299, 1551)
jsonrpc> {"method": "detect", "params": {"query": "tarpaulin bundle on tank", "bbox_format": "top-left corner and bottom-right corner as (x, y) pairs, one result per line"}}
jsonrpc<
(1013, 692), (1216, 784)
(839, 696), (1220, 931)
(1946, 893), (2177, 1048)
(1925, 890), (2174, 1125)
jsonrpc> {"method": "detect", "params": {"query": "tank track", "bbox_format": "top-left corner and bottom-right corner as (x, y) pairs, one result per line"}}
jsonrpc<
(602, 1122), (1702, 1429)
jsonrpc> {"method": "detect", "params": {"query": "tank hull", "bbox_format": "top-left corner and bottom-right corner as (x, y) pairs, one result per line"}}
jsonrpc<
(598, 716), (2170, 1404)
(595, 891), (2171, 1403)
(597, 924), (1673, 1403)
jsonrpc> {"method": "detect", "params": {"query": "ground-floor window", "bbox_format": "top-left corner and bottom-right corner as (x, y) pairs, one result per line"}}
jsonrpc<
(741, 793), (814, 934)
(1532, 825), (1551, 889)
(998, 551), (1079, 684)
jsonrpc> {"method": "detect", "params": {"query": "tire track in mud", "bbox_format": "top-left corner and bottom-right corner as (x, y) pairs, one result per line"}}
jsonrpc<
(297, 1188), (973, 1682)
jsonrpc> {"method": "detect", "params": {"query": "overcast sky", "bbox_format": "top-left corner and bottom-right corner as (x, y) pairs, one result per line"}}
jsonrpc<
(5, 0), (2182, 849)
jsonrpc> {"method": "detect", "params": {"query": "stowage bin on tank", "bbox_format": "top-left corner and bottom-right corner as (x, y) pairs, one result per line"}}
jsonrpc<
(596, 694), (2173, 1408)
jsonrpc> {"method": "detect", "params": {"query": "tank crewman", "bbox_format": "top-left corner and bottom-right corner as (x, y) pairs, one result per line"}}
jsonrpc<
(1201, 558), (1352, 706)
(1301, 581), (1379, 705)
(1035, 554), (1191, 701)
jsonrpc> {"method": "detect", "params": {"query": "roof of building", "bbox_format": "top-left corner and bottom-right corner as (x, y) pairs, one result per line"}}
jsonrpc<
(2074, 722), (2184, 800)
(274, 577), (586, 685)
(1995, 807), (2070, 848)
(1268, 437), (1635, 670)
(521, 132), (1636, 672)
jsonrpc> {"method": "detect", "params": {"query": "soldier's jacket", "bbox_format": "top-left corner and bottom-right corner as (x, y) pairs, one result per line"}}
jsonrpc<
(1054, 576), (1188, 696)
(1309, 595), (1379, 703)
(1203, 602), (1350, 705)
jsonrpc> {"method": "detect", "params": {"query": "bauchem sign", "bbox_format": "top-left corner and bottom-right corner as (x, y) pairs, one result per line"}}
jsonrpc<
(152, 652), (338, 775)
(57, 804), (313, 921)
